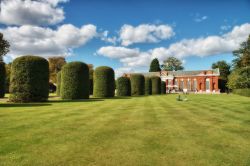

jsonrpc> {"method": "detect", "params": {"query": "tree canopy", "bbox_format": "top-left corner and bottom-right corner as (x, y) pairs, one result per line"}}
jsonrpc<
(149, 58), (161, 72)
(161, 57), (184, 71)
(212, 60), (231, 81)
(232, 35), (250, 69)
(228, 35), (250, 90)
(48, 57), (66, 83)
(0, 33), (10, 62)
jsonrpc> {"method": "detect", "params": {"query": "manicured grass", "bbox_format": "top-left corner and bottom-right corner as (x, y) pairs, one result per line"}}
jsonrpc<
(0, 94), (250, 165)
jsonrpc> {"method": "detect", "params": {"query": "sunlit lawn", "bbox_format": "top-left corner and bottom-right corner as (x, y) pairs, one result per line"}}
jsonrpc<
(0, 94), (250, 166)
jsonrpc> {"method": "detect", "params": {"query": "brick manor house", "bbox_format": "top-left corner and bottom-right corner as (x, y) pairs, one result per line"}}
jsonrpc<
(124, 68), (220, 93)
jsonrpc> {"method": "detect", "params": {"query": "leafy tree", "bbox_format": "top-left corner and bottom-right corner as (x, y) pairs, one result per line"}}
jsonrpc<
(228, 35), (250, 90)
(161, 57), (184, 71)
(48, 57), (66, 83)
(212, 61), (231, 81)
(232, 35), (250, 69)
(0, 33), (10, 62)
(227, 67), (250, 89)
(149, 58), (161, 72)
(5, 63), (11, 93)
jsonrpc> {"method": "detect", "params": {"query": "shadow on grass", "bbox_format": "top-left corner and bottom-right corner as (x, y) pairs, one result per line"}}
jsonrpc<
(93, 96), (132, 100)
(48, 98), (104, 103)
(0, 103), (51, 107)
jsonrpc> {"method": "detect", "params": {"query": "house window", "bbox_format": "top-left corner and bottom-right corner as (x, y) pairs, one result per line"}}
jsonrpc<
(180, 80), (184, 90)
(168, 79), (172, 85)
(206, 78), (210, 90)
(174, 79), (178, 89)
(193, 79), (197, 90)
(187, 80), (191, 90)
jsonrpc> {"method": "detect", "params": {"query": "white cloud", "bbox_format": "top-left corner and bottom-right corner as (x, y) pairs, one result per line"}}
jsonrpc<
(154, 23), (250, 59)
(115, 67), (135, 77)
(98, 23), (250, 75)
(0, 0), (68, 26)
(119, 24), (175, 46)
(97, 46), (140, 59)
(193, 13), (208, 22)
(220, 25), (231, 31)
(100, 31), (117, 45)
(0, 24), (97, 59)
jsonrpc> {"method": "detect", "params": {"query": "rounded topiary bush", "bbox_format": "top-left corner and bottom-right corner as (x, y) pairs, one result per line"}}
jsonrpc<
(0, 62), (6, 98)
(61, 62), (89, 99)
(116, 76), (131, 96)
(56, 71), (61, 96)
(93, 66), (115, 97)
(9, 55), (49, 102)
(151, 76), (161, 94)
(130, 74), (145, 96)
(145, 77), (152, 95)
(161, 81), (166, 94)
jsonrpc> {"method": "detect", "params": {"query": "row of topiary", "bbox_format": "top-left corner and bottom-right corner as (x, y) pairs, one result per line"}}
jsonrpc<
(116, 74), (166, 96)
(0, 55), (166, 102)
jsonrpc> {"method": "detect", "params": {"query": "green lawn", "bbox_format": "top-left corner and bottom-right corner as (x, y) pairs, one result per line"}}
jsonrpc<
(0, 94), (250, 166)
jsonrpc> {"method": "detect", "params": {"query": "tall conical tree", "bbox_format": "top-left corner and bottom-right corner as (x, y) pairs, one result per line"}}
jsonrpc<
(149, 58), (161, 72)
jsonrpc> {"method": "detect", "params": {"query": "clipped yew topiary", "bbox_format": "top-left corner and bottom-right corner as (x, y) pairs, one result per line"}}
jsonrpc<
(61, 62), (89, 99)
(145, 77), (152, 95)
(93, 66), (115, 97)
(116, 76), (131, 96)
(56, 71), (61, 96)
(9, 55), (49, 102)
(151, 76), (161, 94)
(161, 81), (166, 94)
(0, 62), (6, 98)
(130, 74), (145, 96)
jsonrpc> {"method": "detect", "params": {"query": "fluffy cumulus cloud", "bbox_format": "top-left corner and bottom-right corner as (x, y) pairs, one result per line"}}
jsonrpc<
(153, 23), (250, 59)
(98, 23), (250, 75)
(0, 0), (68, 26)
(119, 24), (175, 46)
(0, 24), (97, 59)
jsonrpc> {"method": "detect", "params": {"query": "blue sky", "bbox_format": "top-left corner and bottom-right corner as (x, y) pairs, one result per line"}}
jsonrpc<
(0, 0), (250, 75)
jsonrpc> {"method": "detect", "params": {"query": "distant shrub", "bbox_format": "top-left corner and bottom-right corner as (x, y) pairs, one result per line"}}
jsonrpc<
(233, 89), (250, 97)
(93, 66), (115, 97)
(56, 71), (61, 96)
(116, 77), (131, 96)
(161, 81), (166, 94)
(130, 74), (145, 96)
(61, 62), (89, 99)
(151, 76), (161, 94)
(9, 55), (49, 102)
(145, 77), (152, 95)
(0, 62), (6, 98)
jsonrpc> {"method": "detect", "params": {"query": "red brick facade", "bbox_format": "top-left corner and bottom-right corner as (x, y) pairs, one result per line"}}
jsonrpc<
(124, 68), (220, 93)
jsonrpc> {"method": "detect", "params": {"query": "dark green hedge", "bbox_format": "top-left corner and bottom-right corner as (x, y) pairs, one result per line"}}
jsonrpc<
(9, 55), (49, 102)
(116, 76), (131, 96)
(0, 62), (6, 98)
(61, 62), (89, 99)
(93, 66), (115, 97)
(56, 71), (61, 96)
(145, 77), (152, 95)
(233, 89), (250, 97)
(130, 74), (145, 96)
(161, 81), (166, 94)
(89, 79), (93, 95)
(151, 76), (161, 94)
